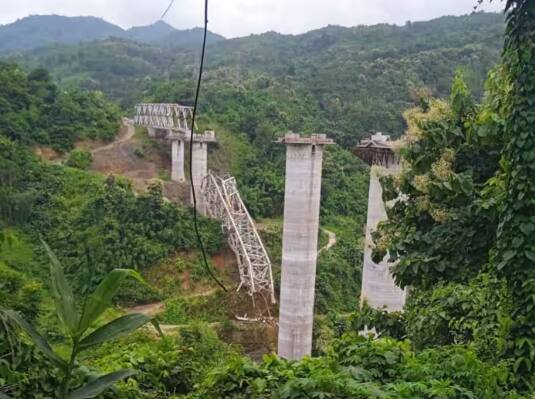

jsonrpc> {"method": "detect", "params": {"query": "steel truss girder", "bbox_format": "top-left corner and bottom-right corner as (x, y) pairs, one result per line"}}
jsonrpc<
(134, 103), (195, 133)
(202, 173), (275, 303)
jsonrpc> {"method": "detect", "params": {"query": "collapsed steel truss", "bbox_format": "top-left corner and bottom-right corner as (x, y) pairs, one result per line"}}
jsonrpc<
(202, 173), (275, 303)
(134, 103), (194, 132)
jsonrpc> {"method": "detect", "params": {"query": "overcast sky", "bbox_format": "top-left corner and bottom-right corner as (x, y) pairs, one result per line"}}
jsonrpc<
(1, 0), (504, 38)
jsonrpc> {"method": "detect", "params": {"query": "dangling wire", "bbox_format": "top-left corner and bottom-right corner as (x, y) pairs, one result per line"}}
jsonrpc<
(160, 0), (175, 19)
(159, 0), (226, 291)
(187, 0), (227, 292)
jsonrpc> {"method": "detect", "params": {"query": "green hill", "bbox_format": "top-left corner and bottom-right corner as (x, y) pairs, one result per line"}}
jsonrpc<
(7, 12), (503, 145)
(0, 15), (225, 54)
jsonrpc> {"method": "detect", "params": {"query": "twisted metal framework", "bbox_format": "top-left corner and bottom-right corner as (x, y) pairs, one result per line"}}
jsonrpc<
(202, 173), (275, 303)
(134, 103), (195, 132)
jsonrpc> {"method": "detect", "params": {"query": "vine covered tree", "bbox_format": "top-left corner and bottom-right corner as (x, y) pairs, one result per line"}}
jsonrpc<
(492, 0), (535, 383)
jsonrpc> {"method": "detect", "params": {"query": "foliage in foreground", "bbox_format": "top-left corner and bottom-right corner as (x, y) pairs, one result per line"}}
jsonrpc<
(373, 0), (535, 386)
(0, 136), (224, 293)
(194, 335), (521, 399)
(491, 0), (535, 383)
(84, 323), (236, 398)
(2, 242), (154, 398)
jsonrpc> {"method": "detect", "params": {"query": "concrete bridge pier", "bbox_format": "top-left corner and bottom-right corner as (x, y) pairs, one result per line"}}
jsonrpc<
(191, 141), (208, 215)
(354, 132), (406, 312)
(360, 166), (406, 311)
(171, 139), (185, 182)
(277, 133), (333, 360)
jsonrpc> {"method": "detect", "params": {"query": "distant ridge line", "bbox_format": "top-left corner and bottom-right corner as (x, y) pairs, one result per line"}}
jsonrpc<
(0, 14), (225, 53)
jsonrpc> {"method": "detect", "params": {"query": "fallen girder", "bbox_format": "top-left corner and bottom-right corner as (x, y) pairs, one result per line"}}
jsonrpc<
(202, 173), (275, 304)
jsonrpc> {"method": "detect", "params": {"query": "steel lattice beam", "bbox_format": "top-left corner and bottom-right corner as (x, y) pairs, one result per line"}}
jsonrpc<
(134, 103), (195, 133)
(202, 173), (275, 303)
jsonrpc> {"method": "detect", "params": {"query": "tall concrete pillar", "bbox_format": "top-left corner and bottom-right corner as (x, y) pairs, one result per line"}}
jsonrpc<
(171, 139), (185, 182)
(191, 141), (207, 214)
(277, 133), (333, 360)
(360, 165), (406, 311)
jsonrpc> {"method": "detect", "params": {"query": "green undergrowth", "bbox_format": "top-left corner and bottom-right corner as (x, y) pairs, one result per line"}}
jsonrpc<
(82, 324), (239, 398)
(193, 334), (523, 399)
(162, 292), (229, 325)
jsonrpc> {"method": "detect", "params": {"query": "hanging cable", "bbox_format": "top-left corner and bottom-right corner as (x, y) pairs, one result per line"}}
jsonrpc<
(158, 0), (226, 291)
(188, 0), (227, 292)
(160, 0), (176, 19)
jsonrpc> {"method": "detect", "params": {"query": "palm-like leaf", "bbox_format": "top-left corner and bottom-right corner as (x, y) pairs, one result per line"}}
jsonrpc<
(66, 369), (137, 399)
(4, 310), (67, 370)
(41, 240), (79, 334)
(78, 269), (145, 334)
(78, 313), (151, 351)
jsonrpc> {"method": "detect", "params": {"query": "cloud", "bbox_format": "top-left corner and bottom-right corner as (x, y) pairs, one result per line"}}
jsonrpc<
(1, 0), (504, 38)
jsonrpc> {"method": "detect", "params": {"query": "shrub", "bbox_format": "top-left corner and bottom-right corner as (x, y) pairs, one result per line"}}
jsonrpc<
(332, 302), (406, 340)
(195, 335), (521, 399)
(0, 262), (41, 321)
(64, 149), (93, 170)
(404, 274), (511, 360)
(4, 242), (154, 398)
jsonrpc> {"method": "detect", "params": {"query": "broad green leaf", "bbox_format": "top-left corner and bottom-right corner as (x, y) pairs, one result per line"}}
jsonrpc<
(41, 239), (79, 335)
(4, 310), (67, 370)
(78, 269), (145, 334)
(67, 369), (137, 399)
(78, 313), (151, 351)
(0, 392), (12, 399)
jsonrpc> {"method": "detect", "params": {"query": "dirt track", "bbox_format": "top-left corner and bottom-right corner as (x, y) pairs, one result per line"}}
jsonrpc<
(91, 119), (158, 181)
(90, 119), (189, 202)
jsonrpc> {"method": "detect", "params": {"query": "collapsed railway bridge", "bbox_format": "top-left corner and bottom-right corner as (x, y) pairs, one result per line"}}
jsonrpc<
(134, 103), (275, 305)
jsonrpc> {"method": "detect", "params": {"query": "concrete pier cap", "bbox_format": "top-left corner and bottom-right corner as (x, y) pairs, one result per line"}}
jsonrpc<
(277, 131), (334, 146)
(277, 131), (334, 360)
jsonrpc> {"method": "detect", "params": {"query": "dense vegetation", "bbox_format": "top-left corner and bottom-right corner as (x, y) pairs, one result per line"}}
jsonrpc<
(10, 12), (503, 146)
(0, 16), (224, 53)
(372, 0), (535, 388)
(0, 63), (120, 151)
(3, 3), (535, 398)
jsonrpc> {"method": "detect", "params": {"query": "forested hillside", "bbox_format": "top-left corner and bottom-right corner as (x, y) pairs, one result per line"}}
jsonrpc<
(0, 63), (119, 151)
(0, 55), (368, 396)
(3, 4), (535, 399)
(0, 15), (224, 53)
(9, 12), (504, 146)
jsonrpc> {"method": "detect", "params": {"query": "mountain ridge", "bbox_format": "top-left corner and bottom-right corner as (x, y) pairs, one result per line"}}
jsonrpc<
(4, 12), (504, 144)
(0, 14), (225, 53)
